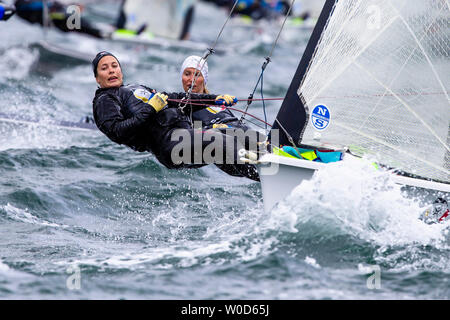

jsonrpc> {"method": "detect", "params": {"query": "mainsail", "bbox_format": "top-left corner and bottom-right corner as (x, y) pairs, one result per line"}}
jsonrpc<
(121, 0), (197, 39)
(271, 0), (450, 184)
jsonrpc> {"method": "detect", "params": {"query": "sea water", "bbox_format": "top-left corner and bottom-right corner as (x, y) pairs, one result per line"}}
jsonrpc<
(0, 1), (448, 300)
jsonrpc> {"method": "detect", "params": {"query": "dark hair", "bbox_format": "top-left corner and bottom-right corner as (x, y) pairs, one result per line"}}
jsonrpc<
(92, 51), (121, 76)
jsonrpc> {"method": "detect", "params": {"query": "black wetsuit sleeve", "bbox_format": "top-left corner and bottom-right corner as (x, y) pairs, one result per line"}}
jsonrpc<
(93, 92), (156, 145)
(165, 92), (218, 113)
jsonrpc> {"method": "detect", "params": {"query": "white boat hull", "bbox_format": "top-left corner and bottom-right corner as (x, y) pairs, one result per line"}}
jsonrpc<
(257, 153), (450, 213)
(257, 153), (325, 213)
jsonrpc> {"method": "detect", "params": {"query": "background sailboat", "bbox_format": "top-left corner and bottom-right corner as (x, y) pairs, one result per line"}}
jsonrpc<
(119, 0), (196, 40)
(30, 0), (253, 61)
(257, 0), (450, 212)
(111, 0), (214, 51)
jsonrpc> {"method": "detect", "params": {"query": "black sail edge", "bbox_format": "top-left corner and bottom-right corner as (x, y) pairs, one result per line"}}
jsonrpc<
(269, 0), (337, 147)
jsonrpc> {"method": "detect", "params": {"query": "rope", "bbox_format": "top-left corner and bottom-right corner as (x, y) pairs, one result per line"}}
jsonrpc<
(274, 118), (298, 148)
(170, 90), (447, 103)
(173, 97), (284, 103)
(180, 0), (240, 123)
(169, 99), (273, 128)
(42, 0), (51, 38)
(260, 68), (268, 131)
(239, 0), (296, 128)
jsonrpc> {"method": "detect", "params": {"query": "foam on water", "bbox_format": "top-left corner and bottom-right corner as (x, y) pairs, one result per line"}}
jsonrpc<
(0, 121), (98, 151)
(1, 203), (67, 228)
(270, 156), (448, 245)
(304, 256), (321, 269)
(0, 47), (39, 81)
(0, 259), (34, 281)
(48, 190), (276, 272)
(265, 156), (449, 274)
(54, 232), (278, 272)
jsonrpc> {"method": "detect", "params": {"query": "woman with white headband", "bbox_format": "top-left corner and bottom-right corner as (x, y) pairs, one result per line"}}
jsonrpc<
(180, 55), (242, 130)
(180, 55), (264, 181)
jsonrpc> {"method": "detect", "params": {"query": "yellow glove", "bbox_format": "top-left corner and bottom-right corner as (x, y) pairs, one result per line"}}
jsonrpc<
(215, 95), (237, 106)
(148, 92), (168, 112)
(212, 123), (230, 129)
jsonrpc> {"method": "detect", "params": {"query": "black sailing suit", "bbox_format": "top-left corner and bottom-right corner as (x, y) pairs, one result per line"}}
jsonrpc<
(93, 84), (260, 181)
(191, 105), (263, 180)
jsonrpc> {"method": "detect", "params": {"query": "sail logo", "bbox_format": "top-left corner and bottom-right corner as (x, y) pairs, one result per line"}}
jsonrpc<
(311, 105), (331, 131)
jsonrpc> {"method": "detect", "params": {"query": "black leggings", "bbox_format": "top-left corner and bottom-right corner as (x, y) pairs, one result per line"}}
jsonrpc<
(156, 128), (261, 182)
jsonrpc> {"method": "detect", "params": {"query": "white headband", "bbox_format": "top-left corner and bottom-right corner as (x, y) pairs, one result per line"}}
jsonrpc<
(180, 55), (209, 85)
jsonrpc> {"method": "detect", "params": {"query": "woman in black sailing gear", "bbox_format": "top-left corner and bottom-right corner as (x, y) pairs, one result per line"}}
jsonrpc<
(14, 0), (110, 38)
(180, 55), (264, 181)
(92, 51), (254, 173)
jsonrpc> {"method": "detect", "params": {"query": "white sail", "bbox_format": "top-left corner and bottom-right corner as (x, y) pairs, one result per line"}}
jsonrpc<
(296, 0), (449, 183)
(122, 0), (197, 39)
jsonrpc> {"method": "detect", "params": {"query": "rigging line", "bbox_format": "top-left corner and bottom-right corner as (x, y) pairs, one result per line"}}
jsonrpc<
(387, 0), (449, 102)
(239, 0), (297, 124)
(181, 0), (240, 119)
(274, 118), (298, 148)
(0, 116), (98, 132)
(238, 66), (265, 124)
(353, 60), (450, 154)
(357, 15), (440, 131)
(173, 100), (273, 127)
(302, 0), (362, 87)
(226, 107), (272, 128)
(245, 118), (270, 131)
(316, 91), (448, 100)
(267, 0), (296, 59)
(210, 0), (240, 51)
(42, 0), (50, 38)
(168, 97), (285, 103)
(307, 10), (400, 103)
(331, 120), (450, 177)
(168, 91), (447, 103)
(260, 68), (268, 132)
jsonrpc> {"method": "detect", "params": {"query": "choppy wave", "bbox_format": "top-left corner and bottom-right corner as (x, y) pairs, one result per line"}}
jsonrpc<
(0, 47), (39, 81)
(0, 2), (448, 300)
(1, 203), (65, 228)
(267, 156), (449, 273)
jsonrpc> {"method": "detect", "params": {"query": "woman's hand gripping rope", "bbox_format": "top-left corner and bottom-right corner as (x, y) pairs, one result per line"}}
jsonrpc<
(215, 95), (238, 106)
(148, 92), (169, 112)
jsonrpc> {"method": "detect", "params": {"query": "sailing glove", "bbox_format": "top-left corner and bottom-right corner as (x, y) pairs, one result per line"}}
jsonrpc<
(215, 95), (238, 106)
(148, 92), (168, 112)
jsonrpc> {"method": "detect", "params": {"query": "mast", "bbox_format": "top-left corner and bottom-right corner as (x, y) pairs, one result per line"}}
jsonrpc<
(269, 0), (336, 147)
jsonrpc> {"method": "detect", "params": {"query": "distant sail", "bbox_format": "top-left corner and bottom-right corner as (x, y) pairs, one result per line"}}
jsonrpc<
(272, 0), (450, 183)
(292, 0), (325, 19)
(122, 0), (197, 39)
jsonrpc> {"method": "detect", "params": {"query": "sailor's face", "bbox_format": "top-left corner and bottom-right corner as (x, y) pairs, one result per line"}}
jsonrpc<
(96, 56), (123, 88)
(182, 68), (205, 93)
